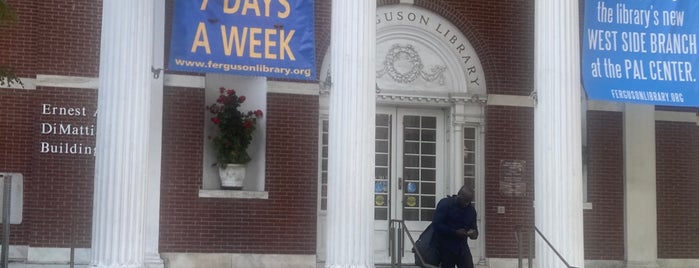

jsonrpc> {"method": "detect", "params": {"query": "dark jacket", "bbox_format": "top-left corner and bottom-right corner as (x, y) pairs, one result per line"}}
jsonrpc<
(431, 196), (478, 254)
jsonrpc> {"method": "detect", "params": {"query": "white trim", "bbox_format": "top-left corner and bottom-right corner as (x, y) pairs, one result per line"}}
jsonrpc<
(486, 94), (535, 107)
(26, 247), (90, 265)
(488, 95), (698, 126)
(486, 95), (627, 111)
(163, 74), (205, 88)
(36, 75), (98, 89)
(2, 245), (28, 261)
(18, 74), (323, 94)
(657, 259), (699, 268)
(5, 74), (208, 90)
(34, 74), (208, 89)
(0, 77), (36, 90)
(8, 75), (696, 127)
(655, 111), (697, 123)
(587, 100), (624, 112)
(473, 123), (487, 264)
(198, 189), (269, 199)
(268, 81), (319, 95)
(485, 95), (638, 111)
(399, 0), (415, 4)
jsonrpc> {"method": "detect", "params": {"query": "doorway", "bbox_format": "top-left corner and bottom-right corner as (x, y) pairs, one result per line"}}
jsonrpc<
(373, 107), (446, 264)
(316, 105), (485, 265)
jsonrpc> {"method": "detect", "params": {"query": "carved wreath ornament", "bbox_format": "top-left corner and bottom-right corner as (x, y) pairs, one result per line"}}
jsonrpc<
(377, 44), (446, 85)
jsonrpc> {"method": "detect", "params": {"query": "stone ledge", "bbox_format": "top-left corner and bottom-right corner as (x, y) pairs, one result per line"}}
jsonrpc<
(198, 190), (269, 199)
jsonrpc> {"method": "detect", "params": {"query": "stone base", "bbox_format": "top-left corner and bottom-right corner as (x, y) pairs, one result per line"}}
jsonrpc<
(161, 253), (316, 268)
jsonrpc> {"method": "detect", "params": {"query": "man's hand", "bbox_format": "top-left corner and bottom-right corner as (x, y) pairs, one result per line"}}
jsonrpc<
(455, 229), (470, 239)
(467, 229), (479, 239)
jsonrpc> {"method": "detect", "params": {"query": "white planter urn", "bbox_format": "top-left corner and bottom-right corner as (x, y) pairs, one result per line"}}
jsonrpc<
(218, 163), (246, 190)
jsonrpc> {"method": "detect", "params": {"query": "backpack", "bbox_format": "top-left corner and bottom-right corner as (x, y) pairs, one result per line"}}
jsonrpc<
(413, 223), (440, 267)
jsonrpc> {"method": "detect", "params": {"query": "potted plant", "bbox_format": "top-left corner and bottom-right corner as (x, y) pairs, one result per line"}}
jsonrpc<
(207, 87), (263, 189)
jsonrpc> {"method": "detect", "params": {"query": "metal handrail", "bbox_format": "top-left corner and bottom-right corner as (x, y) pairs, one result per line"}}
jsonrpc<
(1, 174), (11, 268)
(515, 225), (579, 268)
(389, 219), (439, 268)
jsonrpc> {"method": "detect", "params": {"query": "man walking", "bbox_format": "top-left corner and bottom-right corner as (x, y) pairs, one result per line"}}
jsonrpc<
(432, 186), (479, 268)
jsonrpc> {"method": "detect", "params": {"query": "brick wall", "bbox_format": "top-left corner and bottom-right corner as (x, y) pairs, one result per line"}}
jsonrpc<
(484, 105), (535, 258)
(482, 109), (627, 261)
(584, 111), (624, 260)
(0, 89), (35, 244)
(159, 89), (319, 254)
(0, 87), (96, 247)
(0, 0), (101, 78)
(656, 121), (699, 258)
(24, 88), (96, 247)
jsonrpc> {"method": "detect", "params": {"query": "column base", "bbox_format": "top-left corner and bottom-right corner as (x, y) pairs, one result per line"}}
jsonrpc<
(145, 253), (165, 268)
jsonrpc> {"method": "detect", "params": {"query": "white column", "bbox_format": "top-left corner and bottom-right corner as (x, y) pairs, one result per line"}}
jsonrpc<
(624, 104), (659, 268)
(91, 1), (153, 267)
(534, 0), (585, 267)
(326, 1), (376, 267)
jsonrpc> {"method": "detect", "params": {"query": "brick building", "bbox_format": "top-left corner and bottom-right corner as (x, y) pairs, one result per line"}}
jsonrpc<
(0, 0), (697, 267)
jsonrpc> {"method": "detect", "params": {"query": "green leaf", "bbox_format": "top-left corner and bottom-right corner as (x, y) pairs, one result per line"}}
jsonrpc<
(0, 0), (18, 27)
(0, 1), (22, 88)
(0, 67), (23, 87)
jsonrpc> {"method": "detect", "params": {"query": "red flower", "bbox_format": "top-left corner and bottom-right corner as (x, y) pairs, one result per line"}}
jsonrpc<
(208, 86), (264, 164)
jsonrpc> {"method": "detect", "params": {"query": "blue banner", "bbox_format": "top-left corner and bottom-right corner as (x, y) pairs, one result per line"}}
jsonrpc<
(582, 0), (699, 107)
(169, 0), (316, 80)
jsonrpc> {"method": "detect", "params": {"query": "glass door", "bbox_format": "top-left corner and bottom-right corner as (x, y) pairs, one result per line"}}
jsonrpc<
(373, 107), (445, 264)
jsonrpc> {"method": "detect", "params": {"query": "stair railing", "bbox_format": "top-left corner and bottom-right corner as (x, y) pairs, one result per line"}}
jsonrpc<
(515, 225), (579, 268)
(389, 219), (438, 268)
(1, 174), (11, 268)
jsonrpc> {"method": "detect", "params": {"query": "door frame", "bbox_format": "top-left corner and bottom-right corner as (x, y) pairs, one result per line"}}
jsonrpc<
(316, 101), (487, 265)
(373, 106), (448, 264)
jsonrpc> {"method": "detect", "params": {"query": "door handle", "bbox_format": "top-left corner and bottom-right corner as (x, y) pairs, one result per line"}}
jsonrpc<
(398, 177), (402, 190)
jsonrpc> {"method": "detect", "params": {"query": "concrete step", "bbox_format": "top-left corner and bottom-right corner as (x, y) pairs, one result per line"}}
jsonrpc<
(375, 265), (421, 268)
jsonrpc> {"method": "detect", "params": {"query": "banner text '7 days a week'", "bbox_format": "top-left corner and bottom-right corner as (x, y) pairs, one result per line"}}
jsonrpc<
(169, 0), (316, 80)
